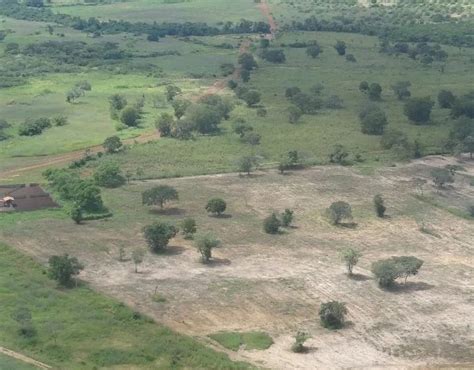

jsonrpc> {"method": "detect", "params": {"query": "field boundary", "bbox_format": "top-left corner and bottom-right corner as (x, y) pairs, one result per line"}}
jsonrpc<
(0, 346), (51, 369)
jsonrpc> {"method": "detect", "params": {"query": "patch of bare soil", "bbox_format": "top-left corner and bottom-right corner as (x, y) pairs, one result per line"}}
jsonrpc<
(3, 158), (474, 369)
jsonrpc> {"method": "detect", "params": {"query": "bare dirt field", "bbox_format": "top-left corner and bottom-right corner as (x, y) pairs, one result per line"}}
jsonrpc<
(1, 157), (473, 369)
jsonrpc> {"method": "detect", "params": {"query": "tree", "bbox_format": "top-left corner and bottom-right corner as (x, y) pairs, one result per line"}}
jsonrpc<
(392, 256), (424, 284)
(238, 52), (257, 70)
(172, 99), (191, 120)
(371, 259), (400, 287)
(195, 234), (220, 263)
(368, 83), (382, 101)
(12, 307), (36, 338)
(242, 90), (261, 107)
(187, 104), (222, 134)
(438, 90), (456, 109)
(238, 156), (257, 175)
(359, 81), (369, 94)
(48, 254), (83, 287)
(181, 218), (197, 239)
(263, 213), (281, 234)
(233, 121), (253, 138)
(381, 129), (409, 150)
(94, 162), (125, 188)
(120, 106), (140, 127)
(340, 248), (361, 275)
(306, 44), (322, 58)
(328, 145), (349, 165)
(143, 222), (177, 252)
(391, 81), (411, 100)
(241, 132), (261, 146)
(103, 136), (123, 154)
(327, 201), (352, 225)
(166, 85), (182, 101)
(291, 331), (311, 353)
(109, 94), (127, 111)
(359, 105), (388, 135)
(404, 97), (434, 124)
(132, 249), (145, 273)
(281, 209), (294, 227)
(373, 194), (386, 218)
(240, 69), (250, 83)
(319, 301), (347, 329)
(334, 40), (346, 56)
(147, 31), (160, 42)
(73, 180), (104, 213)
(155, 113), (174, 137)
(206, 198), (227, 216)
(142, 185), (179, 209)
(70, 204), (83, 224)
(66, 87), (84, 103)
(463, 136), (474, 159)
(431, 168), (454, 188)
(288, 105), (303, 124)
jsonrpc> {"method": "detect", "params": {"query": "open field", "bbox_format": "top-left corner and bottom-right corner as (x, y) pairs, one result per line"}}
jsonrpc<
(0, 242), (252, 369)
(2, 157), (473, 368)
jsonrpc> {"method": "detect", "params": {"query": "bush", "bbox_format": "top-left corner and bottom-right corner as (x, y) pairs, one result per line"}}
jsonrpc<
(103, 136), (123, 154)
(368, 83), (382, 101)
(142, 222), (177, 252)
(18, 117), (51, 136)
(52, 114), (68, 126)
(48, 254), (83, 287)
(195, 234), (220, 263)
(345, 54), (356, 62)
(181, 218), (197, 239)
(142, 185), (178, 209)
(205, 198), (227, 216)
(404, 97), (434, 124)
(256, 107), (267, 117)
(261, 49), (286, 63)
(263, 213), (281, 234)
(328, 144), (349, 165)
(281, 209), (294, 227)
(334, 40), (346, 56)
(327, 201), (352, 225)
(120, 106), (140, 127)
(94, 162), (125, 188)
(373, 194), (386, 217)
(438, 90), (456, 109)
(319, 301), (347, 329)
(291, 331), (310, 353)
(371, 256), (424, 287)
(359, 105), (388, 135)
(431, 168), (454, 188)
(155, 113), (174, 137)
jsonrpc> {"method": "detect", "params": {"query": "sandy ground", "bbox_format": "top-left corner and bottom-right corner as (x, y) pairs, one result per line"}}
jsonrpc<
(3, 156), (474, 369)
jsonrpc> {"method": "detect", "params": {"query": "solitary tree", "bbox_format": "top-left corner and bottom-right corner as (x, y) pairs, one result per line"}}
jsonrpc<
(373, 194), (386, 217)
(181, 218), (197, 239)
(334, 40), (346, 56)
(242, 90), (261, 107)
(48, 254), (84, 287)
(142, 185), (179, 209)
(404, 97), (434, 124)
(359, 81), (369, 93)
(431, 168), (454, 189)
(103, 136), (123, 154)
(392, 256), (424, 284)
(328, 145), (349, 165)
(155, 113), (174, 137)
(120, 106), (140, 127)
(132, 249), (145, 273)
(359, 105), (388, 135)
(291, 331), (311, 353)
(166, 85), (182, 102)
(94, 162), (125, 188)
(319, 301), (347, 329)
(195, 234), (220, 263)
(70, 204), (83, 225)
(371, 259), (400, 287)
(340, 248), (361, 275)
(391, 81), (411, 100)
(327, 201), (352, 225)
(306, 44), (322, 58)
(238, 156), (257, 175)
(368, 83), (382, 101)
(438, 90), (456, 109)
(109, 94), (127, 111)
(142, 222), (178, 252)
(281, 209), (294, 227)
(205, 198), (227, 216)
(263, 213), (281, 234)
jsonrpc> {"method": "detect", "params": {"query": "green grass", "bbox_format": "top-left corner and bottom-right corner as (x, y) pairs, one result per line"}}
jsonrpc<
(0, 243), (252, 369)
(0, 354), (36, 370)
(209, 331), (273, 351)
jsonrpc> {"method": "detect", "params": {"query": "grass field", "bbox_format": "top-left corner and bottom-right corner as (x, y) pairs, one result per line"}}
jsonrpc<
(0, 354), (36, 370)
(0, 242), (251, 369)
(50, 0), (265, 24)
(1, 157), (473, 368)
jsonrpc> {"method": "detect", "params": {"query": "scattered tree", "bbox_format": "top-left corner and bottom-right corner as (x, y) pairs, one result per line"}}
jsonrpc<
(70, 203), (83, 224)
(155, 112), (174, 137)
(359, 105), (388, 135)
(205, 198), (227, 216)
(306, 44), (322, 58)
(195, 234), (220, 263)
(142, 185), (179, 209)
(334, 40), (346, 56)
(166, 85), (182, 102)
(109, 94), (127, 111)
(340, 248), (361, 276)
(142, 222), (178, 252)
(103, 136), (123, 154)
(172, 99), (191, 120)
(181, 218), (197, 239)
(288, 105), (303, 124)
(94, 162), (125, 188)
(431, 168), (454, 188)
(319, 301), (347, 329)
(368, 83), (382, 101)
(359, 81), (369, 94)
(263, 213), (281, 234)
(404, 97), (434, 124)
(327, 201), (352, 225)
(291, 331), (311, 353)
(391, 81), (411, 100)
(238, 156), (257, 175)
(329, 144), (349, 165)
(120, 106), (140, 127)
(281, 209), (294, 227)
(242, 90), (261, 107)
(132, 249), (145, 273)
(437, 90), (456, 109)
(372, 256), (423, 287)
(48, 254), (83, 287)
(373, 194), (386, 217)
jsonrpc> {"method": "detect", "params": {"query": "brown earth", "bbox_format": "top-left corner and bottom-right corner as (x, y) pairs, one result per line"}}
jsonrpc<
(3, 157), (473, 369)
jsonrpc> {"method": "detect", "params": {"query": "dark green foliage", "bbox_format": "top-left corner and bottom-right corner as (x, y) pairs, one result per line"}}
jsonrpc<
(94, 162), (125, 188)
(103, 136), (123, 154)
(380, 129), (410, 150)
(306, 43), (322, 58)
(181, 218), (197, 239)
(195, 234), (220, 263)
(52, 114), (68, 126)
(359, 81), (369, 93)
(109, 94), (127, 111)
(186, 104), (222, 134)
(291, 331), (310, 353)
(334, 40), (346, 56)
(198, 94), (234, 120)
(227, 80), (238, 89)
(263, 213), (281, 234)
(12, 307), (36, 338)
(372, 256), (424, 287)
(327, 201), (352, 225)
(450, 92), (474, 119)
(368, 83), (382, 101)
(70, 204), (83, 225)
(240, 69), (250, 83)
(431, 168), (454, 188)
(288, 105), (303, 124)
(18, 117), (51, 136)
(391, 81), (411, 100)
(120, 106), (140, 127)
(404, 97), (434, 124)
(155, 113), (174, 137)
(281, 209), (294, 227)
(288, 92), (322, 114)
(438, 90), (456, 108)
(285, 87), (302, 99)
(166, 85), (182, 102)
(172, 99), (191, 120)
(48, 254), (83, 287)
(345, 54), (356, 63)
(241, 132), (261, 146)
(206, 198), (227, 216)
(147, 31), (160, 42)
(142, 185), (178, 209)
(325, 95), (344, 109)
(373, 194), (386, 218)
(329, 144), (349, 165)
(319, 301), (347, 329)
(237, 156), (257, 175)
(359, 105), (388, 135)
(142, 222), (178, 252)
(238, 53), (257, 70)
(241, 90), (261, 107)
(261, 49), (286, 63)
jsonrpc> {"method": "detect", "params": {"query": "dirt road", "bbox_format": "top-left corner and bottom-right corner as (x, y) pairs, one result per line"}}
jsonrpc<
(0, 346), (51, 369)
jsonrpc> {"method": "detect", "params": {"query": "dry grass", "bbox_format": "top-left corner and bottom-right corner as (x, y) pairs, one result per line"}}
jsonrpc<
(2, 156), (473, 368)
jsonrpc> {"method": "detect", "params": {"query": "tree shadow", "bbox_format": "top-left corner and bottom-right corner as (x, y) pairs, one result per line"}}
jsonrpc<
(206, 257), (232, 267)
(386, 281), (434, 294)
(157, 245), (186, 256)
(338, 222), (358, 229)
(149, 207), (186, 216)
(238, 173), (265, 179)
(209, 214), (232, 219)
(348, 273), (371, 281)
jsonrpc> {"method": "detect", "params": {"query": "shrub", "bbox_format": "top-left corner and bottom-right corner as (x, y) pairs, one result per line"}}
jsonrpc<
(155, 113), (174, 137)
(340, 248), (361, 275)
(181, 218), (197, 239)
(281, 209), (294, 227)
(93, 162), (125, 188)
(373, 194), (386, 217)
(291, 331), (310, 353)
(368, 83), (382, 101)
(18, 117), (51, 136)
(359, 105), (388, 135)
(48, 254), (83, 287)
(195, 234), (220, 263)
(345, 54), (356, 62)
(438, 90), (456, 109)
(263, 213), (281, 234)
(319, 301), (347, 329)
(328, 145), (349, 165)
(404, 97), (434, 124)
(205, 198), (227, 216)
(103, 136), (123, 154)
(120, 106), (140, 127)
(142, 185), (179, 209)
(52, 114), (68, 126)
(327, 201), (352, 225)
(334, 40), (346, 56)
(431, 168), (454, 188)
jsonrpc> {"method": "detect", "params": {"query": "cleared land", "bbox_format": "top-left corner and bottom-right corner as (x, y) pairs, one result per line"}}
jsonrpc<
(1, 157), (473, 368)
